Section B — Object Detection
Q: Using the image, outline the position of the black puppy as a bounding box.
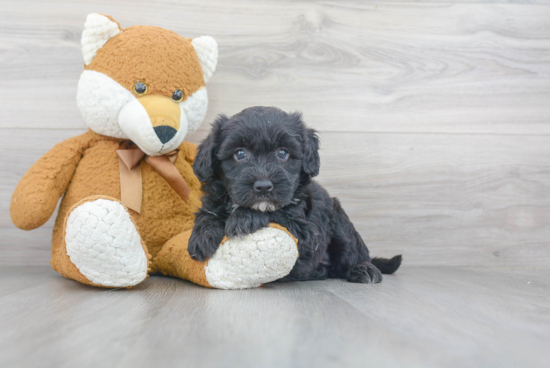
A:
[188,107,401,283]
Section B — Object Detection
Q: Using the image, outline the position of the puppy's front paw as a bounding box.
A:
[225,208,269,238]
[346,262,383,284]
[188,228,225,262]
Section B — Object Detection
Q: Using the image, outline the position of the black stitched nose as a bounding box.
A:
[154,126,177,144]
[253,180,274,194]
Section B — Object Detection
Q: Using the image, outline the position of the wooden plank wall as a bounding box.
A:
[1,0,549,266]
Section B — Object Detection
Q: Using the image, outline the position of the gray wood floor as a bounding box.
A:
[0,265,549,368]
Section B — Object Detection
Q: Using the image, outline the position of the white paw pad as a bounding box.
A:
[65,199,148,287]
[205,227,299,289]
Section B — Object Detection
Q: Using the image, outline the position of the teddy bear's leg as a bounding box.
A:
[51,196,150,288]
[151,230,212,288]
[153,224,299,289]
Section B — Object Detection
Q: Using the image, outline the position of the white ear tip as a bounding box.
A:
[192,36,218,83]
[82,13,121,65]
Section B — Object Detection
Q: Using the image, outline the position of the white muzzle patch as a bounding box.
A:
[78,70,213,156]
[77,70,132,139]
[118,99,187,156]
[252,201,276,212]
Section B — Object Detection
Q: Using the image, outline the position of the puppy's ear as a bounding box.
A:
[193,115,228,182]
[302,127,320,177]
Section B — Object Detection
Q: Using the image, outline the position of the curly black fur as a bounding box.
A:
[188,106,401,283]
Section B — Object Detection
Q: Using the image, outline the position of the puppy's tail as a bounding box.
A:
[371,255,402,274]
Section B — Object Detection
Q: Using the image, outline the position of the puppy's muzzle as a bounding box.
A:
[253,180,273,195]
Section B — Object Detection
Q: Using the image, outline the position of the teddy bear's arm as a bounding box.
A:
[178,141,198,165]
[10,133,93,230]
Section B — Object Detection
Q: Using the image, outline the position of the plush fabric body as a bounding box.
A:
[50,130,202,262]
[11,131,298,288]
[12,130,201,284]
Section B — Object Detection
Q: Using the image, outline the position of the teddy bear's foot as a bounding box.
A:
[204,225,299,289]
[65,198,148,287]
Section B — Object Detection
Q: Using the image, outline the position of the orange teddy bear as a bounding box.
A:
[10,14,298,289]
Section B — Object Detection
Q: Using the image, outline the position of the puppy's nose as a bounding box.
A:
[154,125,177,144]
[253,180,274,194]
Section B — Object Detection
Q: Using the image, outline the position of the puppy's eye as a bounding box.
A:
[133,82,148,95]
[277,148,289,161]
[172,89,184,102]
[234,149,247,161]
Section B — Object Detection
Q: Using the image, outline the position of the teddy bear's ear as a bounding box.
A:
[81,13,122,66]
[192,36,218,83]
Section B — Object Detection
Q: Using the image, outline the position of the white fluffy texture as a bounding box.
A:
[77,70,132,139]
[205,227,299,289]
[181,87,208,132]
[118,99,187,156]
[82,13,121,65]
[192,36,218,83]
[65,199,148,287]
[251,201,276,212]
[78,70,189,155]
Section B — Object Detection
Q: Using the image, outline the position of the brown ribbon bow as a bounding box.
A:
[116,141,191,214]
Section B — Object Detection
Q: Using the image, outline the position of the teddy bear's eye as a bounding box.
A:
[133,82,148,95]
[172,89,184,102]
